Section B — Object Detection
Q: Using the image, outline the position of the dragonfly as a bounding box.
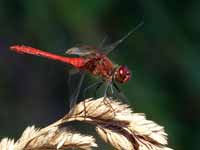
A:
[10,22,143,107]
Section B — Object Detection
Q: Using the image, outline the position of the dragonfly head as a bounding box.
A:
[114,65,131,83]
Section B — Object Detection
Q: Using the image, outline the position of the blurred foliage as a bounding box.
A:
[0,0,200,149]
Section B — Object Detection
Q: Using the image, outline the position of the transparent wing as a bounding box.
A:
[103,21,144,55]
[65,45,97,56]
[98,36,108,49]
[67,70,86,108]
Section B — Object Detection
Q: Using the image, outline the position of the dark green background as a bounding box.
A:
[0,0,199,149]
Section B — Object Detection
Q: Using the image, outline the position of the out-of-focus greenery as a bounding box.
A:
[0,0,199,149]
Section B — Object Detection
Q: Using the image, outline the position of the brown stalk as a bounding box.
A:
[0,97,173,150]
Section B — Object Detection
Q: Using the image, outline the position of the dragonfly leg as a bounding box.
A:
[104,81,116,98]
[103,82,116,114]
[103,81,110,98]
[110,84,114,95]
[113,82,128,103]
[83,81,103,98]
[113,82,121,93]
[94,82,103,97]
[81,81,103,118]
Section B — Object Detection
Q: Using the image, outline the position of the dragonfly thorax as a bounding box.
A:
[114,65,131,84]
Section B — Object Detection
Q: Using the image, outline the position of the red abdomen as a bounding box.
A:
[10,45,85,68]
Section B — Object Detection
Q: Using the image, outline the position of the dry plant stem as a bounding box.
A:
[0,126,97,150]
[0,97,172,150]
[96,125,139,150]
[21,119,64,148]
[59,97,172,150]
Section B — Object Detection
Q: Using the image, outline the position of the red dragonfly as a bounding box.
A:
[10,22,143,107]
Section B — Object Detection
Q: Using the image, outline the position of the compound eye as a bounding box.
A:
[119,68,124,75]
[115,65,131,83]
